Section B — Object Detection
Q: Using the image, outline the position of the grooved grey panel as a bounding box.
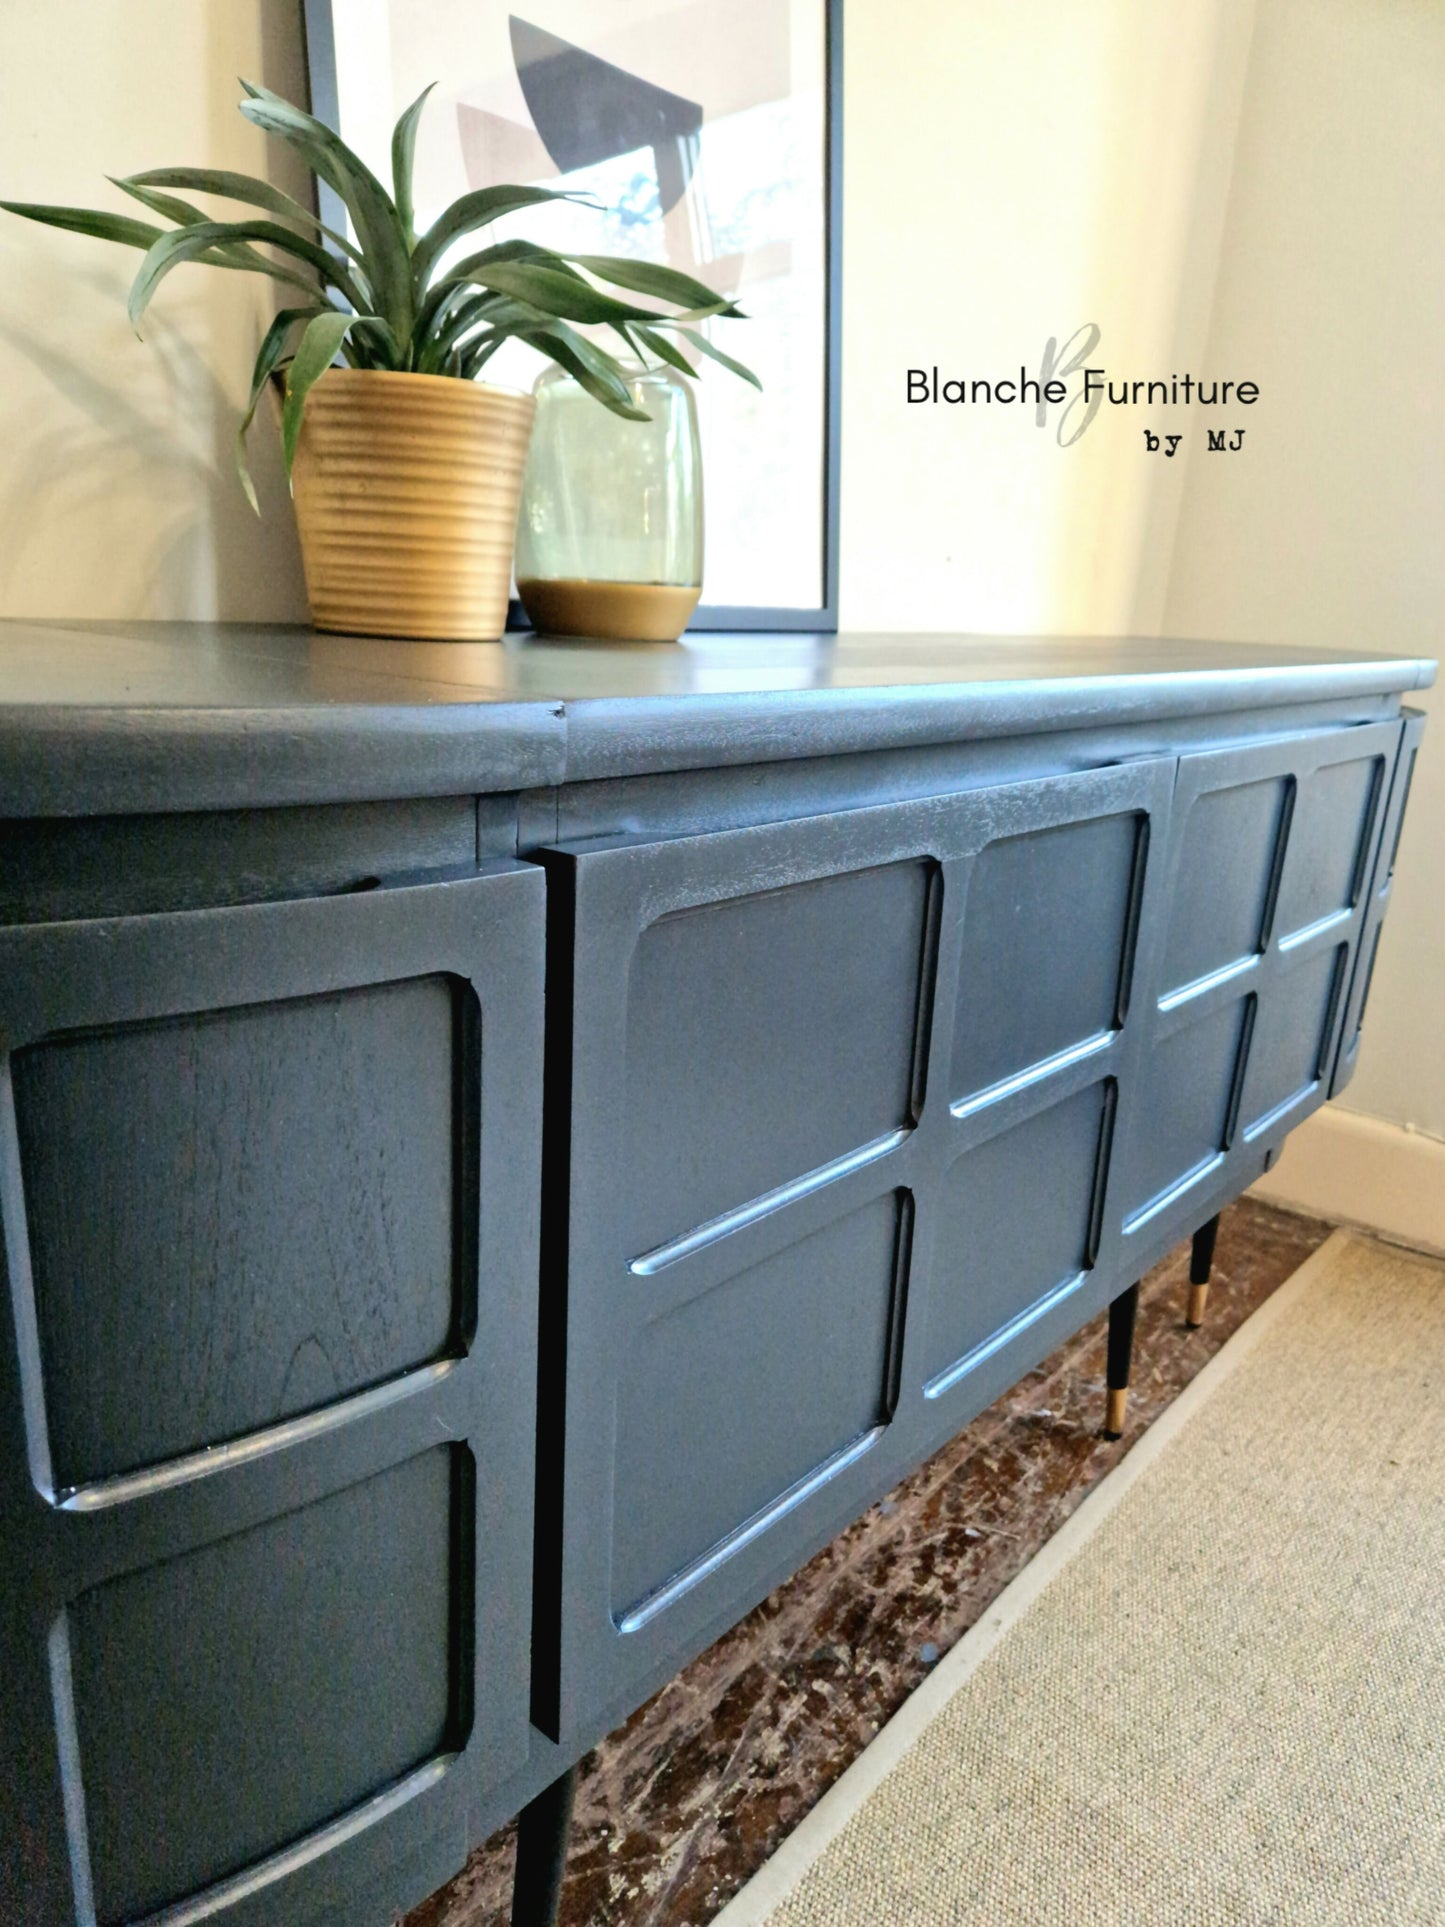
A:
[951,813,1140,1100]
[0,862,545,1927]
[14,979,461,1488]
[1124,999,1249,1222]
[923,1082,1108,1388]
[611,1194,899,1615]
[541,757,1177,1746]
[70,1447,456,1925]
[1275,755,1380,938]
[623,863,928,1256]
[1243,947,1345,1133]
[1162,777,1288,991]
[1333,714,1425,1096]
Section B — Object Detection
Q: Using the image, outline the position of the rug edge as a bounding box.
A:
[709,1227,1358,1927]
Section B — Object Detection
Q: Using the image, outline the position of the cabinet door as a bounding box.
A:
[1115,720,1399,1276]
[0,862,543,1927]
[1331,710,1426,1097]
[536,758,1174,1742]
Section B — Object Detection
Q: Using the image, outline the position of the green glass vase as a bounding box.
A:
[514,361,704,642]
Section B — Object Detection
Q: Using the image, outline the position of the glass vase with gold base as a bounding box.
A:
[514,360,703,643]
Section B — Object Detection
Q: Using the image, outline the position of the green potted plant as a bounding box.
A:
[2,80,757,642]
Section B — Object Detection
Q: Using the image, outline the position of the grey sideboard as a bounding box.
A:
[0,624,1433,1927]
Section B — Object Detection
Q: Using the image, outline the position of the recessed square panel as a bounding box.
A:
[923,1083,1110,1390]
[1163,778,1289,992]
[1275,757,1381,939]
[1124,1000,1250,1227]
[951,813,1142,1103]
[612,1194,901,1617]
[623,863,930,1257]
[70,1448,459,1925]
[1243,946,1345,1136]
[13,978,465,1487]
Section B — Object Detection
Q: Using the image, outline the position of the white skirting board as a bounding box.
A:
[1251,1103,1445,1255]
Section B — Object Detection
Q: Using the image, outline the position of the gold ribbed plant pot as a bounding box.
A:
[290,369,536,642]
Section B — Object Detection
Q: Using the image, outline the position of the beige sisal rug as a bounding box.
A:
[715,1230,1445,1927]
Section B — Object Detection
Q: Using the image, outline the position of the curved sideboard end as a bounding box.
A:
[0,625,1432,1927]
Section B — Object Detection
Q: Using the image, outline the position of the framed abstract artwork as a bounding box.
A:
[304,0,842,630]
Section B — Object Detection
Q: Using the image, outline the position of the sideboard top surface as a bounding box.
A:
[0,619,1434,816]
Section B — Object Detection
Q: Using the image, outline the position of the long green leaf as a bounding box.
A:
[421,278,488,339]
[465,260,668,327]
[127,218,363,331]
[107,176,210,229]
[630,322,699,379]
[0,197,316,297]
[570,254,742,317]
[238,80,414,341]
[390,84,434,249]
[281,310,354,477]
[431,238,582,287]
[517,323,648,419]
[110,178,323,298]
[235,302,326,511]
[676,325,762,390]
[447,295,560,364]
[417,289,501,373]
[608,320,642,361]
[412,184,586,289]
[0,201,164,250]
[455,237,581,272]
[414,273,491,348]
[345,314,404,368]
[458,335,505,380]
[541,320,640,404]
[414,238,584,339]
[122,167,362,261]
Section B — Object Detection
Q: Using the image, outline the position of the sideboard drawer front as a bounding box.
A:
[0,795,481,925]
[1241,945,1347,1138]
[1332,711,1426,1096]
[1118,720,1400,1261]
[1122,998,1251,1232]
[1160,774,1290,996]
[623,860,929,1259]
[71,1447,458,1926]
[541,754,1175,1742]
[923,1081,1111,1393]
[950,811,1144,1104]
[14,976,464,1488]
[612,1192,902,1623]
[1274,753,1384,942]
[0,861,545,1927]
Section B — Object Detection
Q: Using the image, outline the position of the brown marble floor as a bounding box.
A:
[404,1198,1329,1927]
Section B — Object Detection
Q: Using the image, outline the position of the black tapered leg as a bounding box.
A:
[1104,1281,1140,1440]
[512,1765,578,1927]
[1188,1212,1221,1328]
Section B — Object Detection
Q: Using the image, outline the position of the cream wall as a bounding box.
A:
[837,0,1259,634]
[0,0,1260,634]
[0,2,1439,1147]
[1162,0,1445,1144]
[0,0,311,622]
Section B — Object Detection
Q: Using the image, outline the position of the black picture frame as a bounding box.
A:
[301,0,842,634]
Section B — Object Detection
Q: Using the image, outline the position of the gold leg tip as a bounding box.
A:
[1187,1283,1210,1329]
[1104,1387,1128,1437]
